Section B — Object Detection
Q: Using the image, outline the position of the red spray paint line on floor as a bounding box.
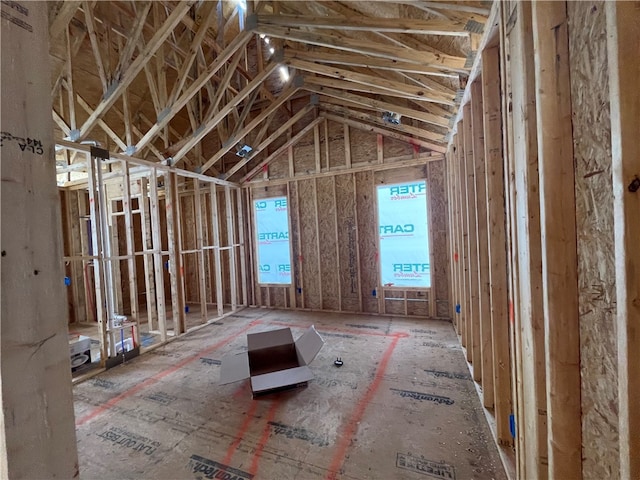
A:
[326,334,403,480]
[248,399,281,477]
[75,318,263,427]
[222,399,261,466]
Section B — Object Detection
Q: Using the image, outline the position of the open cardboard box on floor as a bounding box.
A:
[220,326,324,396]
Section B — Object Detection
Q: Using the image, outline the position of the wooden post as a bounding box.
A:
[507,2,548,476]
[149,169,167,341]
[0,4,78,475]
[532,2,582,478]
[210,184,224,317]
[194,178,208,323]
[236,188,248,307]
[482,44,513,447]
[225,187,238,311]
[139,177,157,329]
[606,2,640,478]
[121,161,140,345]
[471,79,493,406]
[165,172,186,333]
[456,131,468,350]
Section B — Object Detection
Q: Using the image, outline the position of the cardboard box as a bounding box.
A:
[220,326,324,396]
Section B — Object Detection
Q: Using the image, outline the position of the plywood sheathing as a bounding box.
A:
[73,309,506,480]
[568,2,619,477]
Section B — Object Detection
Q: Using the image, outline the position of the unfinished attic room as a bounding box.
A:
[2,0,639,479]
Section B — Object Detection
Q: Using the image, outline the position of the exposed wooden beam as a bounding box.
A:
[82,1,108,93]
[321,112,446,153]
[134,30,253,154]
[199,86,299,173]
[172,62,279,165]
[284,48,459,78]
[304,84,449,128]
[606,2,640,479]
[319,102,446,144]
[49,1,82,40]
[224,103,315,179]
[239,116,324,183]
[113,1,152,80]
[167,3,217,106]
[255,14,475,36]
[77,1,196,140]
[288,58,455,105]
[254,25,468,71]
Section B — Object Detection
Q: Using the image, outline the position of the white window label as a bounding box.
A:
[254,197,291,284]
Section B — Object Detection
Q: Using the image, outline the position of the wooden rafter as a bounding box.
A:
[224,103,316,179]
[321,112,447,153]
[239,116,324,183]
[304,84,450,128]
[254,25,468,71]
[172,62,279,165]
[319,102,447,144]
[287,58,455,105]
[254,14,477,35]
[77,1,196,140]
[134,30,253,154]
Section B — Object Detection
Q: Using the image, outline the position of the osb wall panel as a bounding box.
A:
[382,135,413,159]
[267,150,289,180]
[349,127,378,165]
[568,2,619,477]
[428,160,450,317]
[334,174,360,312]
[316,176,340,310]
[292,130,316,175]
[327,119,346,169]
[355,170,379,313]
[297,178,322,309]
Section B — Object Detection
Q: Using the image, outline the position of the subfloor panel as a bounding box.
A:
[74,309,507,480]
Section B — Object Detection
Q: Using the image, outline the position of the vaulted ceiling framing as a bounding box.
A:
[49,0,489,184]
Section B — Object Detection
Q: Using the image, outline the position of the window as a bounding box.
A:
[377,180,431,288]
[254,196,291,284]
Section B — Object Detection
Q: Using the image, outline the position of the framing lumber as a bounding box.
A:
[305,84,449,128]
[49,1,82,40]
[199,85,299,173]
[135,30,253,154]
[256,14,473,35]
[78,1,195,140]
[254,25,467,71]
[481,44,512,447]
[532,3,581,478]
[284,48,458,79]
[606,3,640,478]
[240,116,324,183]
[320,112,446,153]
[470,79,492,406]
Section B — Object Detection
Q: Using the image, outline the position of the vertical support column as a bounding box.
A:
[0,3,78,476]
[606,3,640,478]
[121,160,140,345]
[149,169,166,341]
[165,172,185,334]
[456,131,468,350]
[471,79,493,406]
[139,177,157,329]
[86,152,108,361]
[193,179,208,323]
[508,2,548,476]
[236,188,248,307]
[225,187,237,311]
[463,104,479,376]
[532,2,582,478]
[482,44,513,447]
[210,184,224,316]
